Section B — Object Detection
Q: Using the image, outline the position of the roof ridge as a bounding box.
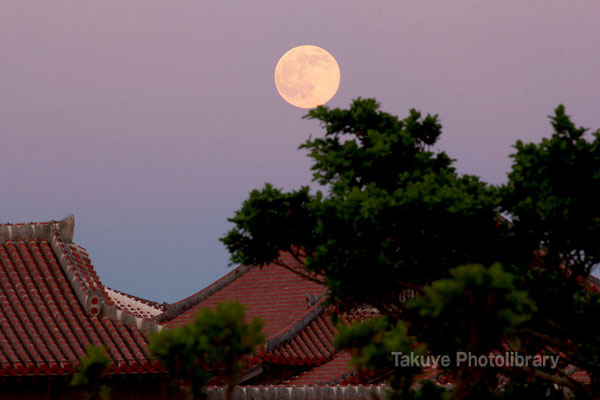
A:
[46,217,106,318]
[42,216,164,334]
[105,287,164,320]
[106,286,162,309]
[158,263,254,323]
[265,294,327,352]
[0,213,75,243]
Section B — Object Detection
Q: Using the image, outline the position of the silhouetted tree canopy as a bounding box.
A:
[222,98,600,399]
[149,302,264,400]
[71,345,112,400]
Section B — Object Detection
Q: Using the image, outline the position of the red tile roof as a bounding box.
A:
[283,352,354,385]
[163,252,365,384]
[0,216,381,385]
[105,287,164,320]
[257,312,336,367]
[0,216,359,384]
[0,215,163,376]
[165,253,325,339]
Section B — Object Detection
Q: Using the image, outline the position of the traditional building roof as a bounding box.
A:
[0,215,163,376]
[161,253,363,384]
[0,215,360,385]
[105,287,163,320]
[163,253,324,335]
[2,214,596,392]
[282,352,353,385]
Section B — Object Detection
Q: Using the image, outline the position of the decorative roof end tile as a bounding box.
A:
[0,213,74,243]
[57,213,75,243]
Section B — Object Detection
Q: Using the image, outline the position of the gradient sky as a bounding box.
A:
[2,1,599,302]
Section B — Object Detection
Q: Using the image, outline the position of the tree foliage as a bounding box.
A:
[223,99,502,313]
[71,345,111,400]
[222,98,600,399]
[149,301,264,400]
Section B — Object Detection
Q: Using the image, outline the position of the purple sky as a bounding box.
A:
[2,2,599,302]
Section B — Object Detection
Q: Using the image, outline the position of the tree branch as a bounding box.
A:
[271,259,326,285]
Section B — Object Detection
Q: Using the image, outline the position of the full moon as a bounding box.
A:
[274,45,341,109]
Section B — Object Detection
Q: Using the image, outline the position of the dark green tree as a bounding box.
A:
[149,301,264,400]
[222,99,600,399]
[71,345,112,400]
